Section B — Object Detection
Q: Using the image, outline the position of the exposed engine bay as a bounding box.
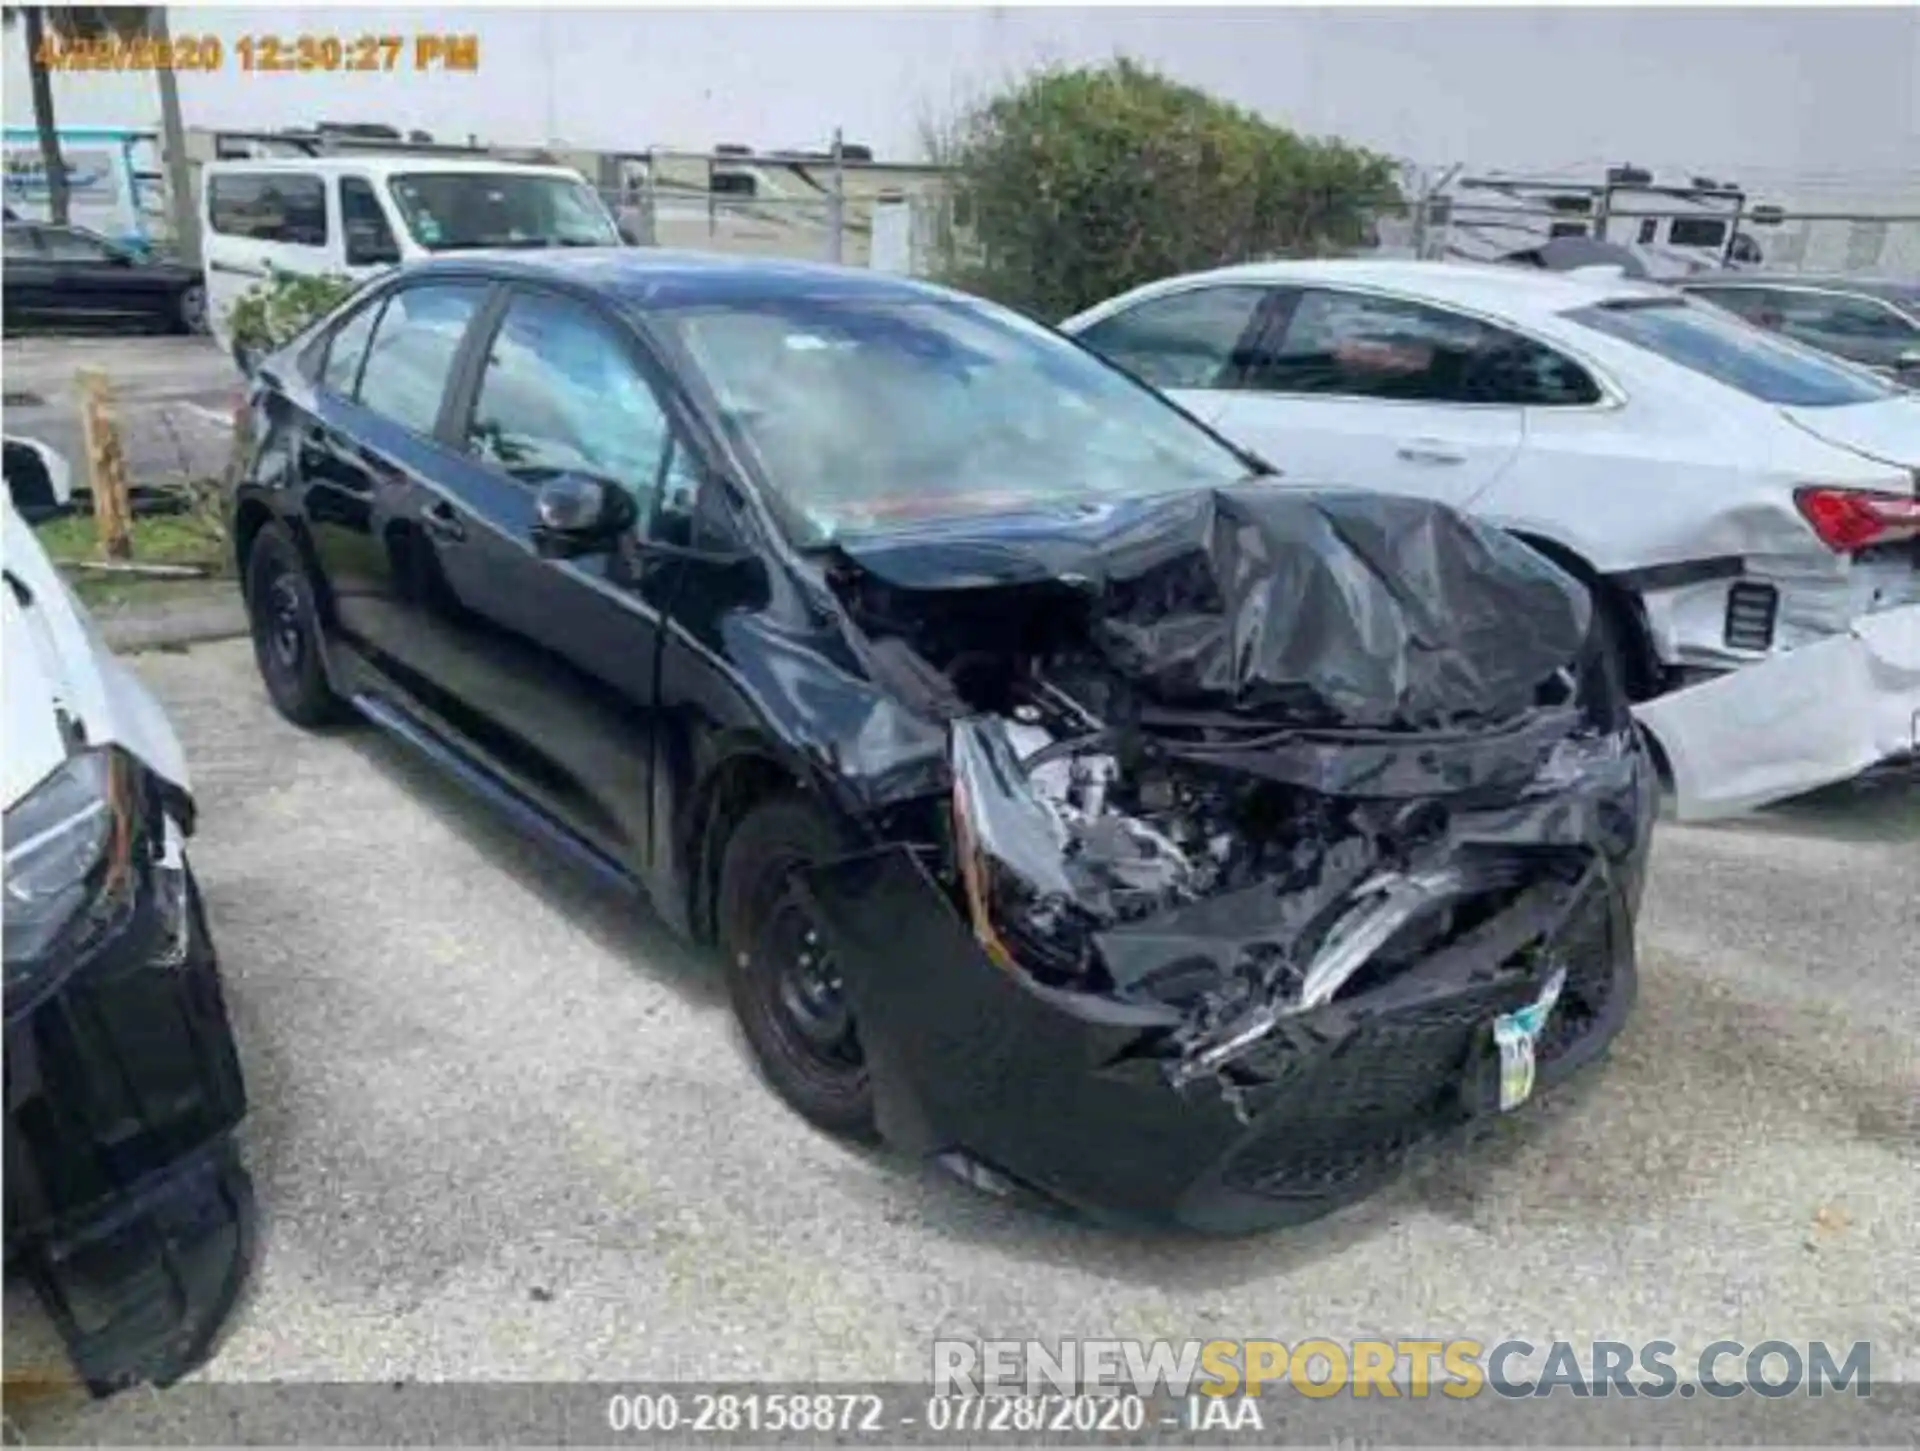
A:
[942,653,1633,1089]
[823,487,1649,1105]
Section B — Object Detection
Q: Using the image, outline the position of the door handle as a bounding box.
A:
[1396,441,1466,466]
[421,499,466,543]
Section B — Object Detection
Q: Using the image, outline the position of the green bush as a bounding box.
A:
[227,268,359,356]
[928,59,1402,319]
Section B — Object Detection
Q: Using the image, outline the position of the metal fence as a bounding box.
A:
[592,144,954,274]
[597,150,1919,284]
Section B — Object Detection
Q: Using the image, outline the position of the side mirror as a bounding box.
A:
[530,472,637,558]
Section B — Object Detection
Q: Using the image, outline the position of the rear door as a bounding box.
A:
[1206,287,1534,505]
[391,282,698,867]
[295,279,493,686]
[1068,284,1272,426]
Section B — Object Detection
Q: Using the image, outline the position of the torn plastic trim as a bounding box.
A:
[1164,856,1603,1099]
[1633,601,1920,819]
[1297,860,1508,1012]
[1634,547,1918,671]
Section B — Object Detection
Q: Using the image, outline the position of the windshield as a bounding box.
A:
[1569,297,1895,407]
[384,172,619,251]
[654,296,1252,545]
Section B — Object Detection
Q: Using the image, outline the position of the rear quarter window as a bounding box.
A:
[1569,299,1895,407]
[208,172,329,247]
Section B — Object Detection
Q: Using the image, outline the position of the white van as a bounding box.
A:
[200,156,623,351]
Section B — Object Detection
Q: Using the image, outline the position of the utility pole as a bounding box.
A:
[148,8,200,264]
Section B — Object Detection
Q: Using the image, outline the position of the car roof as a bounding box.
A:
[202,155,587,182]
[1093,257,1671,323]
[397,247,962,308]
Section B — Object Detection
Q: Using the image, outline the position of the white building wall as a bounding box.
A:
[6,7,1915,215]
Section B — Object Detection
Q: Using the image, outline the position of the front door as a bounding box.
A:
[387,283,697,871]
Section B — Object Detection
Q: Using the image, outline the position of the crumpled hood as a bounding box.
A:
[2,499,189,809]
[833,486,1595,731]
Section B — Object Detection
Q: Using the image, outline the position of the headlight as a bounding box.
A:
[3,748,138,986]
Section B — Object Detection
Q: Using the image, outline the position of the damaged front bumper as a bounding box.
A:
[3,832,253,1397]
[802,752,1654,1235]
[1635,603,1920,819]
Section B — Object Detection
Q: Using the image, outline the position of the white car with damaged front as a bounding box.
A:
[1062,260,1920,817]
[2,465,255,1394]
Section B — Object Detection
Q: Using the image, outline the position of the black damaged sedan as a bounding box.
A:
[232,250,1654,1233]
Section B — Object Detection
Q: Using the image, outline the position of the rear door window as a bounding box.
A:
[1074,286,1270,390]
[208,172,329,246]
[353,283,487,434]
[1570,298,1895,407]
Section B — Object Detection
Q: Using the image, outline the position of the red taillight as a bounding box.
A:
[1793,486,1920,552]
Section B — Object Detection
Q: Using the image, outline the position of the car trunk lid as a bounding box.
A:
[1780,395,1920,474]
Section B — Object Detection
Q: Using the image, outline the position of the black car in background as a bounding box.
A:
[3,221,208,334]
[229,249,1654,1232]
[1676,273,1920,386]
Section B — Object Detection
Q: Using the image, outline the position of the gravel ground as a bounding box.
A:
[6,639,1916,1436]
[3,332,237,486]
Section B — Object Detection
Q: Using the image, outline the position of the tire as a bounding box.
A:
[243,523,345,728]
[175,282,209,336]
[717,794,876,1140]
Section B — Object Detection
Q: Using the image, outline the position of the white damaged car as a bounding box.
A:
[1063,260,1920,817]
[2,454,254,1396]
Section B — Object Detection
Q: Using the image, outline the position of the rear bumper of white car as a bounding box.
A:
[1634,603,1920,819]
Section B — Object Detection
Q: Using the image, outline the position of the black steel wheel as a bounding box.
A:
[718,794,875,1139]
[243,523,344,728]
